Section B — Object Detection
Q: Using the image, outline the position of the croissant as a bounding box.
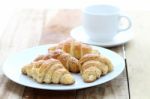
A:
[48,38,99,59]
[79,54,113,82]
[34,49,80,73]
[22,59,75,85]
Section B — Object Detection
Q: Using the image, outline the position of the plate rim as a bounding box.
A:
[2,44,125,90]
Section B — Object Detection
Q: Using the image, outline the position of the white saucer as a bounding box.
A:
[70,26,133,47]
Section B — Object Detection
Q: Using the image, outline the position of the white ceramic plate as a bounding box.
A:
[70,26,133,47]
[3,44,125,90]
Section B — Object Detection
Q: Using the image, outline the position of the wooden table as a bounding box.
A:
[0,9,150,99]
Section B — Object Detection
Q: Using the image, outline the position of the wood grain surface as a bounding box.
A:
[125,11,150,99]
[0,10,45,99]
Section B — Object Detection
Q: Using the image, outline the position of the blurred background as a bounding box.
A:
[0,0,150,33]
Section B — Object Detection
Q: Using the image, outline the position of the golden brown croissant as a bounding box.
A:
[79,54,113,82]
[34,49,80,73]
[48,38,99,59]
[22,59,75,85]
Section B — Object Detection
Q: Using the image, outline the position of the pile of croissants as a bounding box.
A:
[21,38,113,85]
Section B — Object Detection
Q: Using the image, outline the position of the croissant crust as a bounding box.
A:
[22,59,75,85]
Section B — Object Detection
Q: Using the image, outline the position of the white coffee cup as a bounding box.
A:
[82,4,132,42]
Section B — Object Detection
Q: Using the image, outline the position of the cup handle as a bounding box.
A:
[118,15,132,32]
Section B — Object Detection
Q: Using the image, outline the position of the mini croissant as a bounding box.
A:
[22,59,75,85]
[34,49,80,73]
[79,54,113,82]
[48,38,99,59]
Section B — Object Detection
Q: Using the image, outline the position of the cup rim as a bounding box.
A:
[83,4,120,15]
